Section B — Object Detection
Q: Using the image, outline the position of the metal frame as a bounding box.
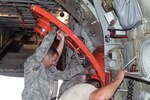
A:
[31,5,105,85]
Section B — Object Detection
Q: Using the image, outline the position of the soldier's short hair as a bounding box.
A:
[86,78,101,88]
[47,47,59,58]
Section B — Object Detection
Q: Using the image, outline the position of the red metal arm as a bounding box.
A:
[31,5,105,85]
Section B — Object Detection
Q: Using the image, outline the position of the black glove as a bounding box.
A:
[82,58,91,68]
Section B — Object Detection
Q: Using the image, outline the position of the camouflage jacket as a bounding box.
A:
[22,30,84,100]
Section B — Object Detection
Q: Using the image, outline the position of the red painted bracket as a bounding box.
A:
[31,5,105,85]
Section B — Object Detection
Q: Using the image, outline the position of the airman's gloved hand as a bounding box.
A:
[81,58,91,68]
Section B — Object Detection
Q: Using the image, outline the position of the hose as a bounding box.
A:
[127,65,136,100]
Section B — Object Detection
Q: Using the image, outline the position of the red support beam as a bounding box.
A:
[31,5,105,85]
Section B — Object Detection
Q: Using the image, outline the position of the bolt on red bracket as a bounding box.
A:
[31,5,105,85]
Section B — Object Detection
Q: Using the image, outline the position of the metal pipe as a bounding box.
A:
[122,56,137,69]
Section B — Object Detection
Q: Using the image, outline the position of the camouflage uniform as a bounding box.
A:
[22,30,85,100]
[58,56,86,97]
[58,29,95,97]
